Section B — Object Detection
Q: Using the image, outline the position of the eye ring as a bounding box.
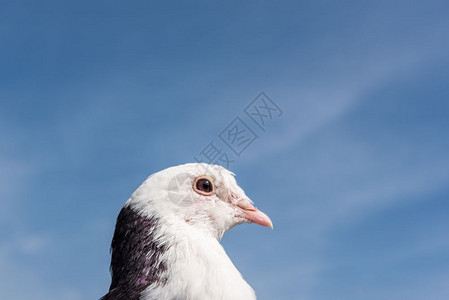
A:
[193,175,215,196]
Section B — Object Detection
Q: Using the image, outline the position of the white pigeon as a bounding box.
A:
[101,163,272,300]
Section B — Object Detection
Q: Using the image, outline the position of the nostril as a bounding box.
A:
[228,192,239,203]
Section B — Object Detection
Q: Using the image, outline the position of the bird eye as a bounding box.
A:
[193,176,214,196]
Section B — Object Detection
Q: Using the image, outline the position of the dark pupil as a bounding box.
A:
[197,179,212,192]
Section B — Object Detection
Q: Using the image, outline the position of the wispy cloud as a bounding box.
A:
[240,36,448,165]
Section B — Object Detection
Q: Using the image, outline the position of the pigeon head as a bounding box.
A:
[128,163,272,239]
[103,163,271,300]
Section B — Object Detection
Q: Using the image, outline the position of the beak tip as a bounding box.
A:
[240,208,273,229]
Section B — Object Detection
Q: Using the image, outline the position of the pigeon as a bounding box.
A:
[101,163,272,300]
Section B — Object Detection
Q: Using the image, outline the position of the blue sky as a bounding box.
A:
[1,1,449,299]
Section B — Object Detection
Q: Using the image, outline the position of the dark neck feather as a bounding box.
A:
[101,205,169,300]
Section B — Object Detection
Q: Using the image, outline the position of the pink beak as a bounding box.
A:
[237,199,273,229]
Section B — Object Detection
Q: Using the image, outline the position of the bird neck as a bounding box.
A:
[146,221,255,300]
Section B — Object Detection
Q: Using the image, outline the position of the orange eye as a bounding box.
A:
[193,176,214,195]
